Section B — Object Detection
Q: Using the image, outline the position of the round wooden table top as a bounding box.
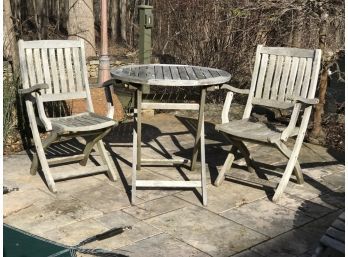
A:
[111,64,231,87]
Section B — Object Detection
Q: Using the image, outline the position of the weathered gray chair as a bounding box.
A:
[215,45,321,201]
[18,39,118,193]
[313,212,345,257]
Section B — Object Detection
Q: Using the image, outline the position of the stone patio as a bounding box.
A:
[4,112,345,257]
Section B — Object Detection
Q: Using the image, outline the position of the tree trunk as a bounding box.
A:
[120,0,127,43]
[310,10,329,140]
[4,0,18,68]
[67,0,96,58]
[311,68,328,138]
[110,0,120,42]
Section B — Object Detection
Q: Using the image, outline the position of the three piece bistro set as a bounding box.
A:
[18,40,322,206]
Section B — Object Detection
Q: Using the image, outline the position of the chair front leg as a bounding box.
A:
[80,128,112,166]
[214,145,236,186]
[274,141,304,184]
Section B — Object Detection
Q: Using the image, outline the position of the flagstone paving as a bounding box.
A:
[3,113,345,257]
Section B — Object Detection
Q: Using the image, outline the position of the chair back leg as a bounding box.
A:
[30,131,59,175]
[96,140,118,181]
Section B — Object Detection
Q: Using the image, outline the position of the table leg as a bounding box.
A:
[132,91,138,204]
[191,88,207,171]
[136,88,142,171]
[200,114,207,206]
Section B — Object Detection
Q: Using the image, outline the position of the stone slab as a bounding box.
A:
[71,183,138,213]
[275,193,337,218]
[123,195,191,220]
[4,204,78,237]
[176,182,268,214]
[146,205,267,256]
[115,233,210,257]
[4,188,53,218]
[311,191,345,209]
[43,218,108,246]
[284,181,330,200]
[251,211,342,257]
[321,172,345,189]
[91,211,161,250]
[52,175,106,195]
[230,250,264,257]
[221,199,313,237]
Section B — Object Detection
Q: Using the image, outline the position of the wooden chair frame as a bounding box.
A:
[18,40,118,193]
[214,45,321,201]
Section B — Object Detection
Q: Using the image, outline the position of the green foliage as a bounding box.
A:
[3,71,20,144]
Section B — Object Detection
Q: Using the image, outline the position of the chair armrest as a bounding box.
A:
[221,84,250,95]
[219,84,249,123]
[90,79,120,88]
[18,83,49,95]
[35,95,52,131]
[287,96,319,105]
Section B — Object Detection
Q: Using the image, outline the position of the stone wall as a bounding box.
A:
[86,58,133,79]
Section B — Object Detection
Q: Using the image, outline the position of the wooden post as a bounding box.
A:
[98,0,111,84]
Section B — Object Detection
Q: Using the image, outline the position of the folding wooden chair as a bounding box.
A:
[313,212,345,256]
[18,40,118,193]
[214,45,321,201]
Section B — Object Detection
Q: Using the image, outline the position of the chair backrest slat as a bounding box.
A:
[57,48,68,93]
[254,54,269,98]
[291,57,307,97]
[243,45,321,118]
[270,55,283,100]
[33,49,44,84]
[277,56,292,102]
[41,92,88,102]
[72,48,83,92]
[284,57,300,101]
[26,49,37,86]
[19,40,92,109]
[48,48,60,94]
[41,48,52,94]
[300,58,313,97]
[262,54,276,99]
[64,48,75,92]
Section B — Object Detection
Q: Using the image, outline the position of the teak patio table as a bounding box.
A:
[111,64,231,206]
